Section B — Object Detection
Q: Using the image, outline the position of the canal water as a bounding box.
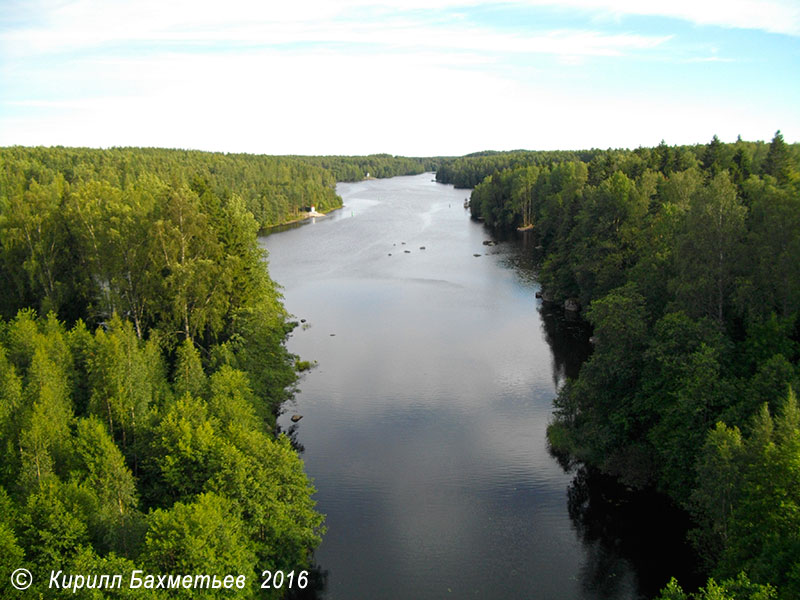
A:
[261,173,693,600]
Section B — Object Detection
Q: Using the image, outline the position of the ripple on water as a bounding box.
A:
[264,174,667,600]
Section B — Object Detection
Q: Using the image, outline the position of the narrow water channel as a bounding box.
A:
[261,173,694,600]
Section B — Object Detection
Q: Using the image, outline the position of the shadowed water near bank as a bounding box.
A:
[262,173,697,600]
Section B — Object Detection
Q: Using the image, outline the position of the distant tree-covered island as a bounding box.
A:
[437,133,799,599]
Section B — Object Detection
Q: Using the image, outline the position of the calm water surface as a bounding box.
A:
[261,173,688,600]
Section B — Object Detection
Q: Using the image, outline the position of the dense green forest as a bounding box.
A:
[0,147,346,232]
[443,133,800,599]
[294,153,437,182]
[435,149,600,188]
[3,140,798,598]
[0,147,334,598]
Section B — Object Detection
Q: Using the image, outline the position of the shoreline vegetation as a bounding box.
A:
[272,204,341,228]
[1,139,797,599]
[436,133,799,600]
[0,147,436,599]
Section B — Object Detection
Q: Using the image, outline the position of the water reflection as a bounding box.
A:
[566,467,702,599]
[264,174,696,600]
[538,301,593,388]
[276,420,306,454]
[486,227,700,599]
[498,228,592,389]
[285,564,329,600]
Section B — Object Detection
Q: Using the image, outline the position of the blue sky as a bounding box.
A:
[1,0,798,156]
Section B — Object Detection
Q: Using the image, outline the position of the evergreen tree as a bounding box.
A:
[762,130,790,184]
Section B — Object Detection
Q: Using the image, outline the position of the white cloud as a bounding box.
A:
[0,49,522,154]
[5,42,794,156]
[2,0,796,64]
[683,56,736,63]
[1,0,798,154]
[30,0,794,39]
[355,0,800,36]
[529,0,800,36]
[2,1,672,60]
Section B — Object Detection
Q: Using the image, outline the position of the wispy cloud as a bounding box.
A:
[683,56,736,63]
[415,0,800,36]
[2,0,796,65]
[1,1,672,60]
[529,0,800,37]
[1,0,798,154]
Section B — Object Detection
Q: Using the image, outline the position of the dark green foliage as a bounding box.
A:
[2,146,345,229]
[0,147,301,415]
[738,176,800,321]
[1,138,796,597]
[0,147,326,598]
[436,149,594,188]
[762,131,792,184]
[702,135,734,176]
[456,136,799,596]
[672,172,746,326]
[718,395,800,598]
[684,394,800,600]
[731,141,753,186]
[690,422,744,569]
[656,573,776,600]
[0,312,324,598]
[295,154,435,182]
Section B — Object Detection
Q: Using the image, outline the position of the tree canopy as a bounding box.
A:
[0,146,328,598]
[443,134,800,598]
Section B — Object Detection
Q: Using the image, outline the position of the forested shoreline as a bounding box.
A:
[2,140,798,598]
[437,134,800,599]
[436,149,599,189]
[294,154,436,182]
[0,146,437,598]
[0,147,354,598]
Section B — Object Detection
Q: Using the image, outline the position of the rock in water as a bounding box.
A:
[291,414,303,423]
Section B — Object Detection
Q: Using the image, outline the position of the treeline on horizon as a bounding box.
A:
[2,140,797,598]
[436,148,600,188]
[437,133,800,599]
[294,153,438,182]
[0,147,435,234]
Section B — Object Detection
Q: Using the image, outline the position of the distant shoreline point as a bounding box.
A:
[274,205,346,228]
